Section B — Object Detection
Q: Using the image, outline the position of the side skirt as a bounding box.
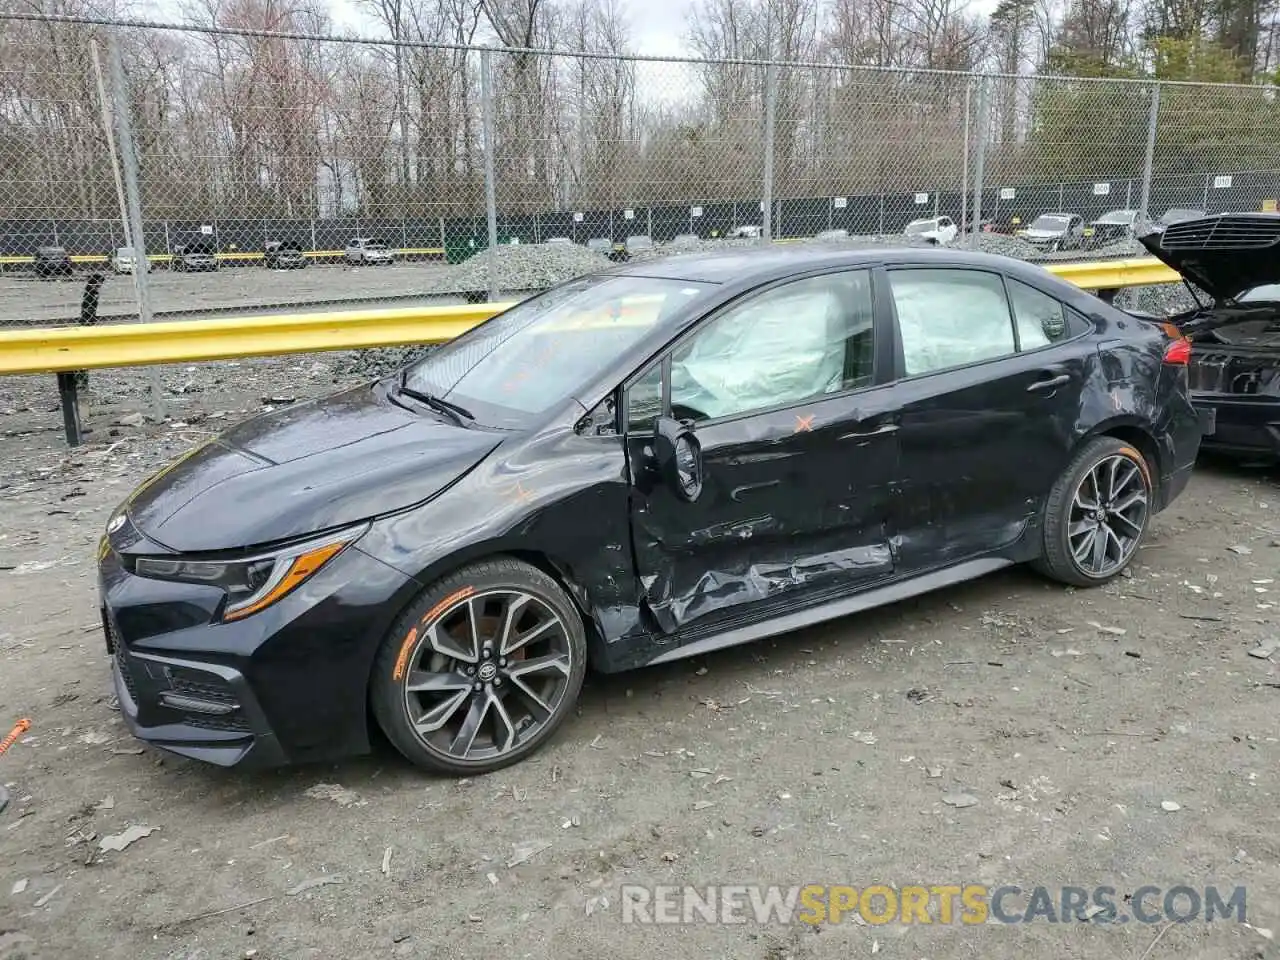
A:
[643,557,1014,667]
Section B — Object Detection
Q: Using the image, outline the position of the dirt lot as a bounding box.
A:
[1,357,1280,960]
[0,262,455,325]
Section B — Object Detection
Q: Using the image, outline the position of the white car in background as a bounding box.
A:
[903,216,958,245]
[344,237,395,265]
[109,247,149,274]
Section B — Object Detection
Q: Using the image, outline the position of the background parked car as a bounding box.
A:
[586,237,613,255]
[543,237,573,246]
[903,216,958,245]
[1084,209,1139,248]
[1154,207,1208,229]
[814,228,850,241]
[728,225,762,239]
[1018,213,1085,252]
[108,247,149,274]
[33,245,73,279]
[264,241,307,269]
[344,237,395,264]
[171,241,219,272]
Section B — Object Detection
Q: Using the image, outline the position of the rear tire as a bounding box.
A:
[370,557,587,776]
[1034,436,1154,587]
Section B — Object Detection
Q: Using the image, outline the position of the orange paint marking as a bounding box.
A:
[393,585,476,681]
[392,627,418,681]
[1117,446,1152,487]
[794,414,815,433]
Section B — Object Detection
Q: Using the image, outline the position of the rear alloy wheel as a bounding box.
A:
[371,558,586,775]
[1035,436,1153,586]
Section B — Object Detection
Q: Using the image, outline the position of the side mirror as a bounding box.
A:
[653,417,703,502]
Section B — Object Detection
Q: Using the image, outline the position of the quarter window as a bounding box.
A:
[888,269,1016,376]
[1007,278,1069,349]
[664,271,876,423]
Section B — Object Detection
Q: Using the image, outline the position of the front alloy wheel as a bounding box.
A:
[372,558,586,775]
[1036,436,1153,586]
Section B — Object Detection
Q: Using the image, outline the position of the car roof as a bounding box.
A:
[609,243,1048,285]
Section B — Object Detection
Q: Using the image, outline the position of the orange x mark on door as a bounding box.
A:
[794,414,815,433]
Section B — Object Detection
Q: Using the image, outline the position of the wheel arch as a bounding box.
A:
[1081,417,1164,493]
[391,542,609,667]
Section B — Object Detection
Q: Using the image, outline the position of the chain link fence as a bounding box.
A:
[4,14,1280,331]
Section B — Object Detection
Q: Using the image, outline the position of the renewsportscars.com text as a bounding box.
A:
[619,884,1248,926]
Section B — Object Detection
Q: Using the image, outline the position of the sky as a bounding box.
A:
[324,0,762,58]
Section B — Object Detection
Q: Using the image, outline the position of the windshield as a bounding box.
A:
[402,274,712,428]
[1030,216,1070,230]
[1239,283,1280,302]
[1162,209,1203,223]
[904,221,937,235]
[1095,210,1135,224]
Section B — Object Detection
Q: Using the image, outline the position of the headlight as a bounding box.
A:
[133,525,367,621]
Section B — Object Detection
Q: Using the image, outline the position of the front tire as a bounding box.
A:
[1035,436,1153,586]
[370,557,587,776]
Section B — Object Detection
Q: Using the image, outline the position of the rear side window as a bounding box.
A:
[888,269,1016,376]
[1006,278,1069,349]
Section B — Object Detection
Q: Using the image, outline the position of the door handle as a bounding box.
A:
[1027,373,1070,393]
[839,423,899,440]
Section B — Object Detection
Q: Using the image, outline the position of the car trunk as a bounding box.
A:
[1138,215,1280,400]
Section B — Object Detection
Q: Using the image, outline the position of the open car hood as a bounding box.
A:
[1139,213,1280,303]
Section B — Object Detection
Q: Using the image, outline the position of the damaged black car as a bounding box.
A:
[98,246,1203,776]
[1138,213,1280,461]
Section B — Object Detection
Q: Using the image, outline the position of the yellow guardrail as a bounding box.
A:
[0,247,446,266]
[1047,258,1178,288]
[0,257,1179,376]
[0,303,512,375]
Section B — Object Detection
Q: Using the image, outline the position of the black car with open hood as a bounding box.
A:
[1139,213,1280,460]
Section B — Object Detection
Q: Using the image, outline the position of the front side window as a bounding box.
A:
[663,270,876,423]
[403,274,711,429]
[888,269,1016,376]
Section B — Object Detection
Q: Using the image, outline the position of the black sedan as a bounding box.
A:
[33,245,74,279]
[1140,213,1280,460]
[98,246,1203,775]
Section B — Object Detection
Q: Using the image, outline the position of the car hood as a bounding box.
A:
[1139,213,1280,302]
[1022,228,1065,239]
[122,383,504,553]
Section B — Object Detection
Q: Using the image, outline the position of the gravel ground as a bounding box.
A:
[0,389,1278,959]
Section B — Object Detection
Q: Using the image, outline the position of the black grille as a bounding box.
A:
[184,713,252,733]
[115,648,139,702]
[168,669,238,705]
[1162,215,1280,250]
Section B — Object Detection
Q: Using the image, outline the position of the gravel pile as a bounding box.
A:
[1115,281,1199,317]
[959,232,1041,259]
[624,237,763,262]
[430,244,611,295]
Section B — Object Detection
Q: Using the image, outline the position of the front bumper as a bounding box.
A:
[1192,394,1280,459]
[99,532,420,769]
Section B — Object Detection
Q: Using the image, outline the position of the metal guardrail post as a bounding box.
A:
[480,47,499,302]
[970,76,989,249]
[104,35,163,422]
[762,63,776,243]
[1138,83,1160,222]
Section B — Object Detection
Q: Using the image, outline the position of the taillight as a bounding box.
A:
[1163,337,1192,365]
